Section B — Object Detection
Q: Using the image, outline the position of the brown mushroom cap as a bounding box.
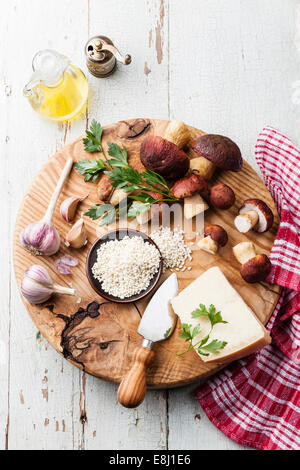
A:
[191,134,242,172]
[172,173,208,199]
[240,254,271,283]
[140,135,189,179]
[204,224,228,247]
[209,183,235,210]
[239,199,274,233]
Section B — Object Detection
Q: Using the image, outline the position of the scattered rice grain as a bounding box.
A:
[150,226,191,272]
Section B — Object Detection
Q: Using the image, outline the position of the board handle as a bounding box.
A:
[117,346,155,408]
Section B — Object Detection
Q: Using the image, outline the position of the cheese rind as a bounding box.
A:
[171,267,271,363]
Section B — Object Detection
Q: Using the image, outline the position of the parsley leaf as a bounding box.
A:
[201,340,228,354]
[84,204,114,221]
[74,158,106,181]
[127,202,151,219]
[107,143,129,168]
[178,304,228,357]
[83,120,103,153]
[164,328,171,339]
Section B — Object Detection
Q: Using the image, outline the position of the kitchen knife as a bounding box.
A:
[117,273,178,408]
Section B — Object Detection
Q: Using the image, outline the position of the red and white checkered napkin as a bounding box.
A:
[195,128,300,450]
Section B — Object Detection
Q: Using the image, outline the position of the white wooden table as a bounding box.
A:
[0,0,298,450]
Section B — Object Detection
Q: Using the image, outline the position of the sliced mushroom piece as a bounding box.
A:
[209,183,235,210]
[191,134,243,180]
[110,188,130,206]
[97,174,114,201]
[171,174,209,220]
[184,194,209,220]
[198,224,228,254]
[233,242,271,283]
[234,199,274,233]
[233,241,256,265]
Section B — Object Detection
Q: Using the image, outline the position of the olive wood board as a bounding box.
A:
[13,119,281,389]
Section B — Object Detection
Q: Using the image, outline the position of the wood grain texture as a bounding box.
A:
[13,119,281,389]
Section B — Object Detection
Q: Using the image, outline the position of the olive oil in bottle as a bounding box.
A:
[24,50,88,122]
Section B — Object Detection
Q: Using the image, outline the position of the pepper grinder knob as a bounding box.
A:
[85,35,131,77]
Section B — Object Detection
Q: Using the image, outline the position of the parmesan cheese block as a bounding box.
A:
[171,267,271,363]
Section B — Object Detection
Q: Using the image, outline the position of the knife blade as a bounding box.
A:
[117,274,178,408]
[138,273,178,344]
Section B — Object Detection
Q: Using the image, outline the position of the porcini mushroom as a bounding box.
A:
[171,173,209,219]
[197,224,228,254]
[233,241,271,283]
[140,121,191,180]
[191,134,243,180]
[234,199,274,233]
[209,183,235,210]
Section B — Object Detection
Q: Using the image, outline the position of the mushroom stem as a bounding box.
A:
[189,156,215,180]
[163,120,190,149]
[234,211,259,233]
[233,242,256,264]
[197,235,218,254]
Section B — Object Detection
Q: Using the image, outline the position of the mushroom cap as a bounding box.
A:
[172,173,208,199]
[239,199,274,233]
[209,183,235,210]
[191,134,243,172]
[240,254,271,283]
[204,224,228,247]
[140,135,189,179]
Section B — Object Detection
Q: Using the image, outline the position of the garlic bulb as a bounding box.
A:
[21,264,76,304]
[20,221,60,256]
[20,158,73,256]
[65,218,88,249]
[60,194,88,223]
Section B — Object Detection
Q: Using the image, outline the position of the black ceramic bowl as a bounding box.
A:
[86,229,163,304]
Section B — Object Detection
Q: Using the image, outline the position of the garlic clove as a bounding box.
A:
[53,255,79,274]
[65,218,88,249]
[60,194,89,223]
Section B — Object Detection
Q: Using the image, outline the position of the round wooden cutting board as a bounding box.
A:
[13,119,281,388]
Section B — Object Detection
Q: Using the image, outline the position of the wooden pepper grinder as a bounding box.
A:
[85,35,131,77]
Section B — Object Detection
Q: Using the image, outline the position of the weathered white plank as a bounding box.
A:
[3,0,88,450]
[88,0,169,124]
[81,0,169,450]
[168,0,299,171]
[0,4,11,446]
[1,0,298,451]
[168,385,248,450]
[167,0,298,450]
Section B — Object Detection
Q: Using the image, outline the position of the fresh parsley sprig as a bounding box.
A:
[178,304,228,357]
[83,119,104,153]
[75,119,181,223]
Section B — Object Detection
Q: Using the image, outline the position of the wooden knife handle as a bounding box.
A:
[117,346,155,408]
